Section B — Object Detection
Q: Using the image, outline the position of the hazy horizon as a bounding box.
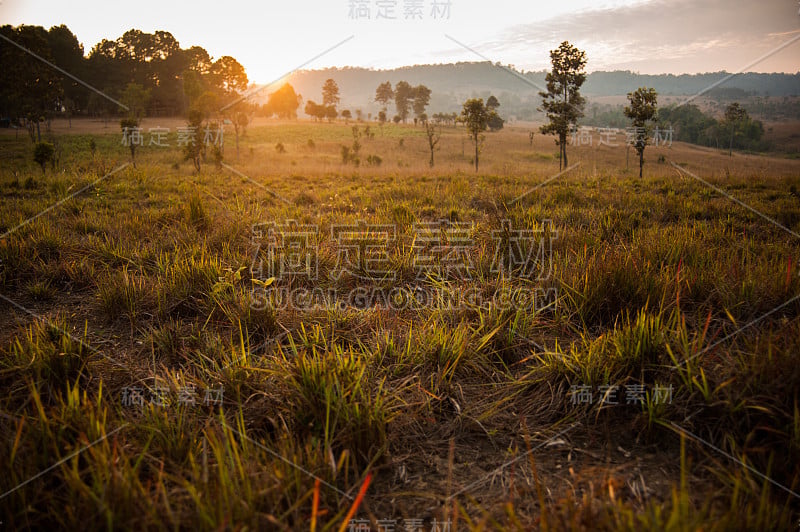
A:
[1,0,799,84]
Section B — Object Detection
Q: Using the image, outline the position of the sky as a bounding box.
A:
[1,0,799,84]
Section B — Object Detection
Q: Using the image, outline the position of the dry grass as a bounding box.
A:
[0,118,799,529]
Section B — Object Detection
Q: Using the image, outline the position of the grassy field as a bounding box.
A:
[1,118,799,530]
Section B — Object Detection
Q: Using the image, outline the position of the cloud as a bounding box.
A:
[480,0,800,73]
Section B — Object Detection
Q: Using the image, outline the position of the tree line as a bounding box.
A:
[0,25,249,132]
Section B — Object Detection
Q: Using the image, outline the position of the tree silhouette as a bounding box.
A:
[0,25,63,142]
[0,24,255,123]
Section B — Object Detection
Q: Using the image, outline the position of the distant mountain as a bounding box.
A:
[266,62,800,121]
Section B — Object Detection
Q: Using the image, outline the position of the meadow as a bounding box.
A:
[1,118,799,530]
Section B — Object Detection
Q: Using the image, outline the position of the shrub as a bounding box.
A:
[33,142,55,174]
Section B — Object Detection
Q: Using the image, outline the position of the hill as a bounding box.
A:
[270,62,800,121]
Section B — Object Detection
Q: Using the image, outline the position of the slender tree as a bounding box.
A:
[322,78,340,108]
[412,85,431,122]
[118,83,150,167]
[460,98,496,172]
[624,87,658,178]
[539,41,587,170]
[394,81,413,123]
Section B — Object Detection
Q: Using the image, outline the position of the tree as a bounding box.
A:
[539,41,587,170]
[0,24,253,121]
[425,121,441,167]
[120,82,151,120]
[304,100,326,121]
[120,117,140,166]
[724,102,748,156]
[92,28,184,115]
[486,95,504,131]
[394,81,413,123]
[0,25,63,142]
[412,85,431,121]
[341,109,352,123]
[266,83,300,119]
[117,82,150,168]
[210,56,248,101]
[322,78,340,108]
[624,87,658,178]
[233,111,248,160]
[183,109,203,172]
[375,81,394,109]
[460,98,497,172]
[142,31,183,115]
[192,90,219,122]
[433,112,458,127]
[223,101,250,161]
[488,114,504,131]
[325,105,338,122]
[378,110,387,131]
[183,45,213,74]
[46,25,87,114]
[658,104,717,145]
